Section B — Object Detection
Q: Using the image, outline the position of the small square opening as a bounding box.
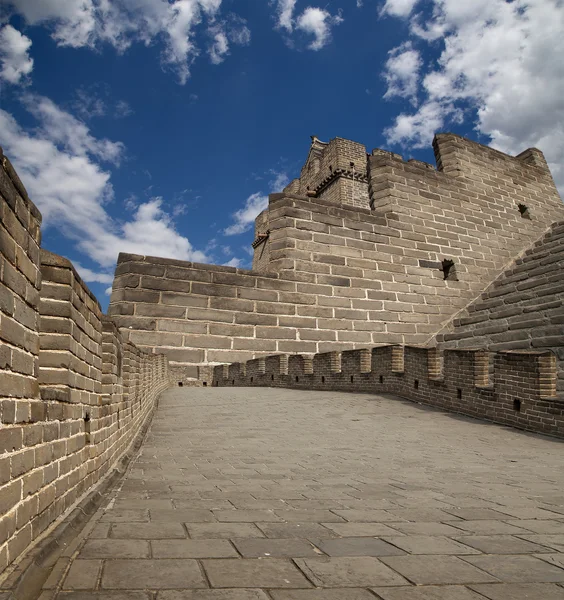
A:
[203,381,207,387]
[414,379,419,390]
[518,203,531,219]
[250,376,254,383]
[178,381,183,387]
[321,375,325,383]
[295,375,299,382]
[350,375,354,383]
[513,398,522,412]
[379,375,384,384]
[457,388,462,399]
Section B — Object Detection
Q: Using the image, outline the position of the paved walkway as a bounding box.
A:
[52,388,564,599]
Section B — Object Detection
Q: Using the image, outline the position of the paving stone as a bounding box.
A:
[269,590,376,599]
[442,508,514,520]
[186,523,264,539]
[535,553,564,569]
[330,510,402,522]
[382,535,480,555]
[212,510,284,522]
[463,555,564,583]
[272,510,345,523]
[62,560,102,590]
[100,510,150,522]
[79,540,150,559]
[312,537,405,557]
[379,555,499,585]
[293,556,408,587]
[370,586,485,599]
[386,522,464,536]
[202,559,311,588]
[518,535,564,551]
[256,523,337,539]
[151,539,238,558]
[449,520,531,535]
[386,509,461,522]
[506,520,564,534]
[469,583,564,599]
[58,594,151,600]
[320,522,400,537]
[231,538,320,557]
[488,507,563,520]
[455,535,551,554]
[157,591,270,599]
[101,559,207,589]
[150,509,216,522]
[110,523,186,539]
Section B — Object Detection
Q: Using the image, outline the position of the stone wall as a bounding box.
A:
[111,135,564,376]
[212,345,563,437]
[0,153,170,573]
[436,221,564,392]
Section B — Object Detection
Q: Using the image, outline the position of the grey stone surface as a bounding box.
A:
[39,388,564,596]
[202,559,311,588]
[294,556,408,587]
[101,559,207,589]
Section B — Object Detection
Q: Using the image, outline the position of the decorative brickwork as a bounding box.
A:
[0,152,170,573]
[212,346,564,437]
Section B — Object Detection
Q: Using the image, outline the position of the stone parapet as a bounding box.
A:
[213,345,563,437]
[0,155,170,574]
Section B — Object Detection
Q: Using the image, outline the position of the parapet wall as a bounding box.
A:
[436,221,564,392]
[212,345,563,437]
[0,152,170,573]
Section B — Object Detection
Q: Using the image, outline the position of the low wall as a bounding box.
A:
[0,152,170,573]
[212,345,563,437]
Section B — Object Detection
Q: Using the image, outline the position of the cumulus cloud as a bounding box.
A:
[380,0,421,18]
[383,41,422,104]
[73,262,114,285]
[275,0,297,31]
[0,97,207,271]
[296,7,343,50]
[272,1,342,50]
[224,170,289,236]
[4,0,246,84]
[381,0,564,192]
[207,16,250,64]
[0,25,34,84]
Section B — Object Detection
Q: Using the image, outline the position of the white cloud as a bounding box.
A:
[207,17,250,65]
[4,0,245,84]
[0,25,34,85]
[224,170,289,236]
[223,257,243,267]
[114,100,133,118]
[275,0,297,31]
[382,0,564,192]
[380,0,421,18]
[223,192,268,236]
[383,42,422,105]
[296,7,343,51]
[0,97,207,272]
[73,262,114,284]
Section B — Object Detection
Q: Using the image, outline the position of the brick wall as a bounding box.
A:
[112,134,564,377]
[436,221,564,392]
[0,155,170,573]
[212,345,563,438]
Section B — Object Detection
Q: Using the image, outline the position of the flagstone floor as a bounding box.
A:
[45,387,564,599]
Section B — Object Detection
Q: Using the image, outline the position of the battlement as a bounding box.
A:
[212,345,563,437]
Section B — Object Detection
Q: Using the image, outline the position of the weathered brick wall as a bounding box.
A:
[297,137,370,210]
[0,156,170,573]
[213,345,563,437]
[436,221,564,392]
[112,135,563,377]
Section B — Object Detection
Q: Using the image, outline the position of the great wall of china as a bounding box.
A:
[1,133,563,573]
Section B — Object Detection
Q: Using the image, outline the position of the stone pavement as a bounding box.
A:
[45,388,564,599]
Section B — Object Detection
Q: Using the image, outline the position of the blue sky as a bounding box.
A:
[1,0,563,309]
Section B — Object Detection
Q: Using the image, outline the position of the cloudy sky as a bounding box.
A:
[1,0,563,307]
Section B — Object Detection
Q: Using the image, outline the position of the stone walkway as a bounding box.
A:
[50,388,564,599]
